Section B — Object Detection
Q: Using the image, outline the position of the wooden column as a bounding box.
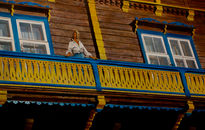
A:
[85,96,106,130]
[172,101,195,130]
[24,118,34,130]
[0,90,7,106]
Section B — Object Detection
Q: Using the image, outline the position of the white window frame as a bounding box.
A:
[167,37,198,68]
[16,19,50,54]
[0,16,15,51]
[141,34,171,65]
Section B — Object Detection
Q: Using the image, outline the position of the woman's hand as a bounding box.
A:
[89,56,98,60]
[65,52,72,57]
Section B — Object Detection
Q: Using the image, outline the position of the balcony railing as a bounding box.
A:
[0,51,204,97]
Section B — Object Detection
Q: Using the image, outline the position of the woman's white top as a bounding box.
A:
[66,40,92,57]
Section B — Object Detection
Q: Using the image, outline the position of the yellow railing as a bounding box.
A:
[98,65,184,93]
[186,73,205,95]
[0,57,96,87]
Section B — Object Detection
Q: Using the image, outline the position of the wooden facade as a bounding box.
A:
[0,0,205,129]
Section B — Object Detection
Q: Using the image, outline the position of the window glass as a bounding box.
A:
[153,37,165,53]
[175,59,185,67]
[20,23,32,40]
[186,60,197,69]
[158,57,169,66]
[18,20,49,54]
[170,40,181,55]
[0,20,10,37]
[149,56,158,65]
[19,22,44,41]
[144,36,154,53]
[168,38,198,68]
[0,41,12,51]
[22,42,47,54]
[180,41,192,57]
[32,24,44,40]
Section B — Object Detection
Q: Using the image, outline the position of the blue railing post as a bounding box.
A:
[91,61,102,91]
[179,70,191,98]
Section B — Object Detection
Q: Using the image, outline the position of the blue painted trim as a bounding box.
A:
[101,87,185,95]
[105,104,184,111]
[139,18,161,23]
[91,63,102,91]
[136,29,166,64]
[168,22,194,28]
[7,100,95,107]
[166,33,202,69]
[189,37,202,69]
[194,109,205,112]
[0,0,49,8]
[0,13,54,55]
[17,2,48,8]
[44,19,54,55]
[135,17,194,28]
[179,70,191,97]
[0,12,11,17]
[163,34,175,66]
[14,14,48,21]
[0,81,96,90]
[11,15,21,52]
[0,51,204,74]
[136,29,148,64]
[190,93,205,97]
[138,29,164,35]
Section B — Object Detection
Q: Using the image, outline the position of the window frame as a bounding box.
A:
[0,12,54,55]
[141,33,171,66]
[167,37,198,68]
[16,19,50,54]
[137,29,201,69]
[0,16,15,51]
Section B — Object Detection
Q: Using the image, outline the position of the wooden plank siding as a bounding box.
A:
[95,0,205,68]
[11,0,205,68]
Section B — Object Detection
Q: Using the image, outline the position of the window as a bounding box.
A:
[168,38,198,68]
[141,34,170,66]
[17,20,50,54]
[0,17,14,51]
[138,29,200,69]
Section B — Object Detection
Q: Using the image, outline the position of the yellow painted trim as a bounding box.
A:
[87,0,107,60]
[164,24,167,34]
[0,83,96,91]
[129,0,205,21]
[155,5,163,16]
[122,0,129,12]
[191,95,205,98]
[48,0,55,2]
[85,109,97,130]
[130,0,205,12]
[85,96,106,130]
[102,90,186,97]
[192,28,195,39]
[172,114,185,130]
[135,20,138,33]
[11,4,14,16]
[48,9,51,22]
[187,10,195,21]
[0,90,7,105]
[187,100,195,113]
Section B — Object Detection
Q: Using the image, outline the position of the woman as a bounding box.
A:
[65,30,96,59]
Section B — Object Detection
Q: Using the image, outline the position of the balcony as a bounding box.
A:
[0,51,204,98]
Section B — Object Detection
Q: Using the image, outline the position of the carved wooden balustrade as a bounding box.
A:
[0,51,204,97]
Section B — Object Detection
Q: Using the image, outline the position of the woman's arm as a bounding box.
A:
[65,42,73,56]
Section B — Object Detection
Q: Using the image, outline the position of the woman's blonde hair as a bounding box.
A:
[72,29,80,41]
